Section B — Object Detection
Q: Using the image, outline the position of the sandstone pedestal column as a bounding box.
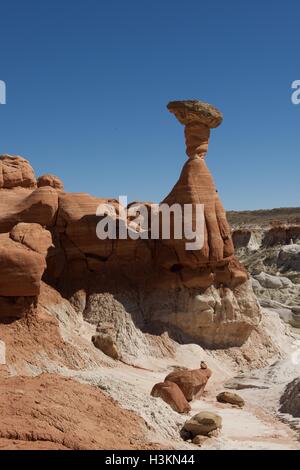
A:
[162,100,248,288]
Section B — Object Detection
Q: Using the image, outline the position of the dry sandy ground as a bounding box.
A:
[104,353,300,450]
[37,340,300,450]
[1,289,300,450]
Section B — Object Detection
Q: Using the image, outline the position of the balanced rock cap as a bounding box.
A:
[167,100,223,128]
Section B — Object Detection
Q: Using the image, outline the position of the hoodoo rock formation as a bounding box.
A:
[1,101,299,451]
[0,100,260,347]
[162,101,247,287]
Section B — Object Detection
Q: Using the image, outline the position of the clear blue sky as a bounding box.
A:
[0,0,299,210]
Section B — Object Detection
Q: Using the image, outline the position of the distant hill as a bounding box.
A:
[227,207,300,226]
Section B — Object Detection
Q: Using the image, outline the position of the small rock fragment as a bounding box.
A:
[92,323,119,360]
[192,435,209,446]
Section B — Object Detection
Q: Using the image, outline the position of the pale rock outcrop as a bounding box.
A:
[144,280,261,347]
[254,272,293,290]
[278,245,300,272]
[92,322,120,360]
[0,282,112,373]
[232,223,300,281]
[291,307,300,328]
[151,381,191,414]
[83,292,176,365]
[232,219,300,314]
[251,274,300,311]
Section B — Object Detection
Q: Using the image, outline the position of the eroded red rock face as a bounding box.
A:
[0,187,58,233]
[0,282,107,373]
[0,233,46,297]
[0,222,53,319]
[162,158,234,264]
[0,373,157,450]
[0,101,259,347]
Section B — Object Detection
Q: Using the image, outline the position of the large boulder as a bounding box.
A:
[151,381,191,414]
[164,362,212,401]
[216,391,245,407]
[0,155,36,189]
[183,411,222,436]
